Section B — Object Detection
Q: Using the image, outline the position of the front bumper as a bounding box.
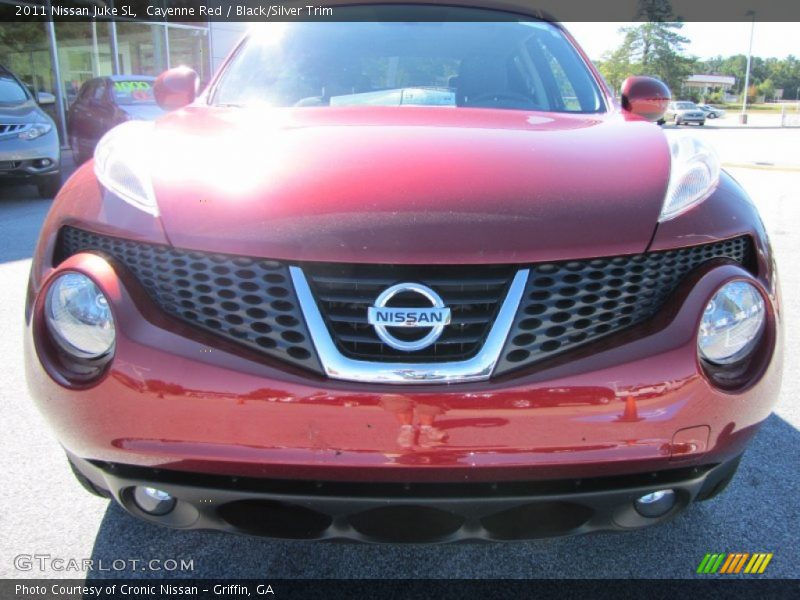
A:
[676,114,705,123]
[25,248,781,485]
[70,453,741,542]
[0,129,60,179]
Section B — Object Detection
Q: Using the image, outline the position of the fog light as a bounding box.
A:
[634,489,676,518]
[133,486,176,516]
[35,158,52,168]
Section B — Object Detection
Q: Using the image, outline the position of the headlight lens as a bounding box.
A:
[94,121,159,216]
[699,281,765,365]
[18,123,52,140]
[660,136,720,221]
[45,273,115,359]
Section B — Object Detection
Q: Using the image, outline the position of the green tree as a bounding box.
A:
[597,39,638,93]
[598,21,696,96]
[766,55,800,99]
[597,0,696,97]
[700,54,800,100]
[757,79,775,101]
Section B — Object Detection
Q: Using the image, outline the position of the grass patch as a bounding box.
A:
[719,103,798,113]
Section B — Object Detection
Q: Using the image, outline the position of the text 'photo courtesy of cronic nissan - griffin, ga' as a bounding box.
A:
[24,3,782,544]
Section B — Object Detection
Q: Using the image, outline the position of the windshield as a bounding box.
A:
[0,74,29,105]
[112,80,156,105]
[212,12,604,113]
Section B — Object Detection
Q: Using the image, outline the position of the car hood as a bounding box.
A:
[150,106,670,264]
[0,100,48,124]
[122,103,166,121]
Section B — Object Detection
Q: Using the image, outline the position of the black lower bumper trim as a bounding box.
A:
[69,455,742,543]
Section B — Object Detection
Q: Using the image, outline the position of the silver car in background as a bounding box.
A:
[0,65,61,197]
[699,104,726,119]
[665,101,706,126]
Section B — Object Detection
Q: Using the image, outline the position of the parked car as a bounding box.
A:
[0,65,61,197]
[67,75,164,164]
[699,104,726,119]
[665,101,706,125]
[26,4,781,542]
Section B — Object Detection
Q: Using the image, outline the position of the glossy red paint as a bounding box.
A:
[25,195,782,482]
[620,76,671,122]
[26,162,169,300]
[149,107,669,264]
[24,6,782,527]
[67,76,165,164]
[26,155,780,476]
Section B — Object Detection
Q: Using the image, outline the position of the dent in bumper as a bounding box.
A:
[25,250,782,483]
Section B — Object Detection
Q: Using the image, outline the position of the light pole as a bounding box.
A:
[740,11,755,124]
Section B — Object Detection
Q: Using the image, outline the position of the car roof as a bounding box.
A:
[0,65,32,98]
[309,0,561,24]
[0,64,18,78]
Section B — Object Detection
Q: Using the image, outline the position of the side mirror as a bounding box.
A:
[620,76,671,122]
[154,66,198,111]
[36,91,56,106]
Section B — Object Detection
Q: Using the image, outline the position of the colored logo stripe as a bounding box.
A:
[698,553,773,574]
[720,553,749,573]
[697,554,725,573]
[744,553,773,574]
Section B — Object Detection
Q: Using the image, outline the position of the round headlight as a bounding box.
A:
[45,273,115,359]
[698,281,765,365]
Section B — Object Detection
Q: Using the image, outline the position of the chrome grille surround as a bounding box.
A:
[291,266,529,384]
[56,227,753,384]
[302,263,515,362]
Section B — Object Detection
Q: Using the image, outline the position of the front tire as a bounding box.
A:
[707,113,716,119]
[36,173,61,198]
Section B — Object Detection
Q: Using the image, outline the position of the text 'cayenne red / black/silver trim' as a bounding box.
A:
[56,227,754,384]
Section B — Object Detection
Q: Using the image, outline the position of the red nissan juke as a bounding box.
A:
[24,3,782,542]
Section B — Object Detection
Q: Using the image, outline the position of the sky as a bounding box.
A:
[564,22,800,61]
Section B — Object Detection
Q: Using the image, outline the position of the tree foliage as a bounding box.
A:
[598,29,800,102]
[700,54,800,100]
[597,21,696,97]
[597,0,696,95]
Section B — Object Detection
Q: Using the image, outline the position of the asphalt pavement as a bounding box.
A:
[1,128,799,580]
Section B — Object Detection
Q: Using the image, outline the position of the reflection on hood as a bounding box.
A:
[0,99,50,125]
[121,104,166,121]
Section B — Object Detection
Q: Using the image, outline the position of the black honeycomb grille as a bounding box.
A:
[57,227,322,374]
[303,263,515,362]
[494,236,754,375]
[57,227,753,380]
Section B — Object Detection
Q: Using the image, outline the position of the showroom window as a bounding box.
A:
[0,0,211,146]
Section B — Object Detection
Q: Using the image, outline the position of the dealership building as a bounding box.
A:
[0,3,246,144]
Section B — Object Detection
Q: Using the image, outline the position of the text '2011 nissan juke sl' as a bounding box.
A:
[25,3,782,542]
